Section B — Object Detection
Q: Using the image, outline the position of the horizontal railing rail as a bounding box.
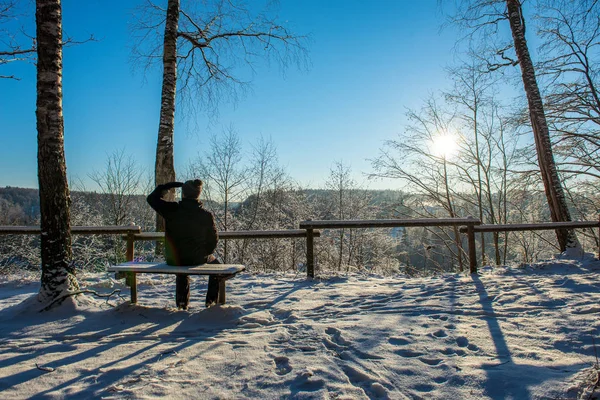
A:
[132,229,321,241]
[458,221,600,233]
[459,219,600,264]
[299,218,480,230]
[299,217,481,276]
[0,225,141,235]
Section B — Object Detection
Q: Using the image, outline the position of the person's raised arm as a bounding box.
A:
[147,182,183,216]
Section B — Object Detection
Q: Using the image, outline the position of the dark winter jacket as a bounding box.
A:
[147,183,218,266]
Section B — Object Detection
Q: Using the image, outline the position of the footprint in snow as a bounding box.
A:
[341,365,390,399]
[432,329,447,338]
[396,349,424,358]
[440,347,467,357]
[413,383,435,393]
[419,357,443,366]
[290,369,326,391]
[273,356,292,375]
[467,343,480,352]
[389,337,411,346]
[325,327,352,346]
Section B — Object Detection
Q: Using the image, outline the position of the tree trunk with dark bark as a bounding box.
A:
[506,0,581,253]
[36,0,79,303]
[155,0,179,233]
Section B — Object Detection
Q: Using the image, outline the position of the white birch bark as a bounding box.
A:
[36,0,79,303]
[155,0,179,232]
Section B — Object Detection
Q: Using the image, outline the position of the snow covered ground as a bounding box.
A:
[1,257,600,399]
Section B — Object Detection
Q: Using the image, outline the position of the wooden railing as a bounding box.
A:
[299,217,481,276]
[458,220,600,232]
[126,230,321,268]
[3,218,597,278]
[0,226,320,276]
[459,219,600,264]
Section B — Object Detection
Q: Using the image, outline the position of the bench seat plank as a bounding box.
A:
[108,262,245,305]
[108,262,245,275]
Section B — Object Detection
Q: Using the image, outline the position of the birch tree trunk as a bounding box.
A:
[155,0,179,233]
[36,0,79,303]
[506,0,581,253]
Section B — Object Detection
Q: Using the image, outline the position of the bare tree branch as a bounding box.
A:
[132,0,309,118]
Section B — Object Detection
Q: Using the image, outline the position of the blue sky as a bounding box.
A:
[0,0,460,190]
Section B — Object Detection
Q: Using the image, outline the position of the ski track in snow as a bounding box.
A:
[0,258,599,399]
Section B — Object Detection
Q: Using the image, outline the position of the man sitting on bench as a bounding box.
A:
[147,179,220,310]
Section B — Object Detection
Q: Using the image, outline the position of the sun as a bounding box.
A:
[430,134,459,160]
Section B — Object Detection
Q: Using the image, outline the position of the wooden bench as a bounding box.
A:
[108,262,245,305]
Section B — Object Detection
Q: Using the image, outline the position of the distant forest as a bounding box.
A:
[2,184,598,276]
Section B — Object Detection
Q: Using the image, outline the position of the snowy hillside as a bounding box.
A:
[1,258,599,399]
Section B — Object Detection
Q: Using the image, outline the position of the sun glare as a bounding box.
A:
[430,134,459,160]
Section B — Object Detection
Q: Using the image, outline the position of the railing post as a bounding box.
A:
[124,232,135,286]
[306,228,315,278]
[467,217,477,274]
[126,232,135,262]
[129,273,137,303]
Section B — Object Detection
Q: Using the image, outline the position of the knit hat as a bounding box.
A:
[182,179,203,199]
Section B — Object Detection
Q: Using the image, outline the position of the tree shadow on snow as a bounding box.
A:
[471,275,588,399]
[0,294,243,398]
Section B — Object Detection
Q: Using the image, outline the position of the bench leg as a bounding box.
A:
[217,278,226,305]
[125,272,132,286]
[128,272,137,303]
